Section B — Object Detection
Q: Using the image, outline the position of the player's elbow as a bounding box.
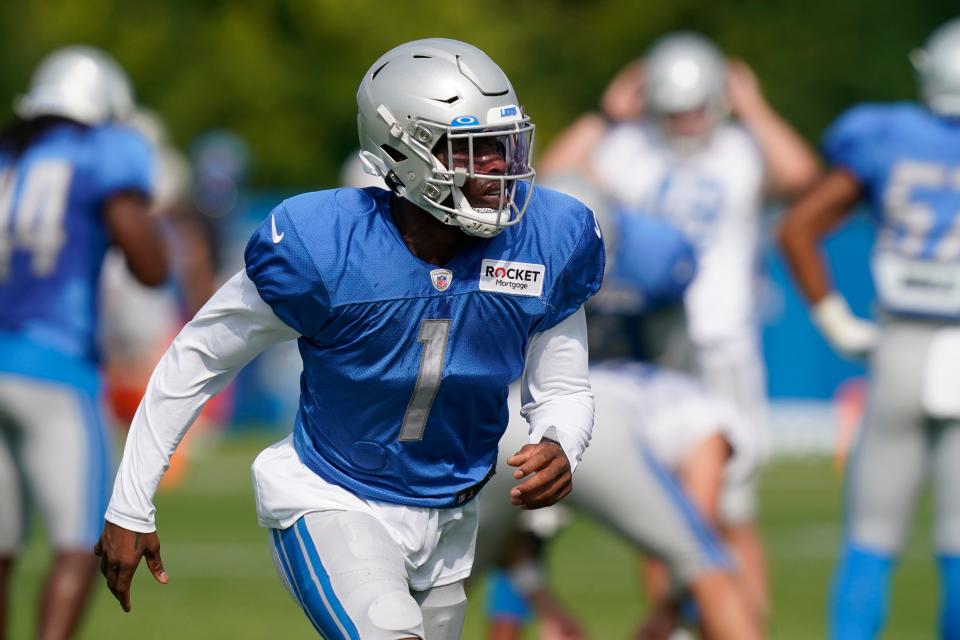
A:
[776,205,813,256]
[775,213,795,253]
[773,157,824,201]
[106,193,171,287]
[776,216,813,273]
[129,248,170,287]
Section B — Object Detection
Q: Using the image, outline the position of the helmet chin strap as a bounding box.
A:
[451,186,504,238]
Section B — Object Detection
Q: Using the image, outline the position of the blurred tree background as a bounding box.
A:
[0,0,954,188]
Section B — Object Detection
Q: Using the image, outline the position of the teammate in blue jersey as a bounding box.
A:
[0,47,166,639]
[779,18,960,640]
[96,38,604,639]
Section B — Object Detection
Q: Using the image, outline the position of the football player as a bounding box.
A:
[476,210,762,640]
[0,47,165,639]
[778,17,960,640]
[537,32,822,623]
[94,39,604,640]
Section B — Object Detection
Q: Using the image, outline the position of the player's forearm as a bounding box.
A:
[739,102,822,198]
[105,330,233,531]
[680,434,730,527]
[537,114,608,179]
[105,271,298,531]
[520,307,593,472]
[778,227,834,304]
[777,171,861,304]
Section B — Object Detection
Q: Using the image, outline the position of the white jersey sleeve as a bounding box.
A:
[520,306,593,472]
[104,271,299,532]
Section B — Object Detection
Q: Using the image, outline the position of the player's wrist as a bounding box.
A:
[104,509,157,535]
[812,293,856,329]
[733,94,771,121]
[811,292,878,356]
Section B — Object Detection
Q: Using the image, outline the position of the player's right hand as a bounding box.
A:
[94,521,168,612]
[600,58,645,122]
[726,59,769,120]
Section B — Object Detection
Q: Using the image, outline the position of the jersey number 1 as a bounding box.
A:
[399,319,451,442]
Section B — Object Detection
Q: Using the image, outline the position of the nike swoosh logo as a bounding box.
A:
[271,213,284,243]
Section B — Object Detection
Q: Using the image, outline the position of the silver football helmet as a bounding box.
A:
[912,18,960,116]
[644,32,728,145]
[15,46,134,125]
[356,38,535,238]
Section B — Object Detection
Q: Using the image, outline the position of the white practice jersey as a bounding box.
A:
[592,122,766,345]
[587,361,756,483]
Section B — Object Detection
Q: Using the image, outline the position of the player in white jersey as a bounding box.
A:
[537,32,821,621]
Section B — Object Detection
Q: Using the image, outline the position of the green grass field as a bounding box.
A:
[8,435,939,639]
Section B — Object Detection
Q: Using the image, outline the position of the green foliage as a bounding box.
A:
[0,0,955,187]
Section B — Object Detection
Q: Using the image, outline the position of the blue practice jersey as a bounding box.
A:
[823,102,960,317]
[0,122,153,390]
[245,185,604,507]
[608,210,697,312]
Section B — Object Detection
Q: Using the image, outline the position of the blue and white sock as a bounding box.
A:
[485,569,533,624]
[830,543,896,640]
[938,554,960,640]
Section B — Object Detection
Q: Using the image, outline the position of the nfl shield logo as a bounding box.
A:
[430,269,453,291]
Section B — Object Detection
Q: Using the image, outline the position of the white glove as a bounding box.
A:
[811,293,879,359]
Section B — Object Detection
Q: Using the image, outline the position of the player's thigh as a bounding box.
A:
[718,468,759,526]
[413,581,467,640]
[0,409,24,554]
[932,419,960,554]
[696,333,769,438]
[573,437,730,585]
[0,375,111,551]
[846,320,933,551]
[270,510,424,640]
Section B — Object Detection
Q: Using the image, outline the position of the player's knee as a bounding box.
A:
[719,476,758,526]
[367,588,424,637]
[417,581,468,640]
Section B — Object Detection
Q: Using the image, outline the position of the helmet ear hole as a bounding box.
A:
[380,144,407,162]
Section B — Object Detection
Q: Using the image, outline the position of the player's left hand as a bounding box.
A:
[507,438,572,509]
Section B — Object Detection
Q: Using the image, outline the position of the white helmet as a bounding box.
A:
[356,38,535,238]
[15,46,134,125]
[644,32,728,144]
[913,18,960,116]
